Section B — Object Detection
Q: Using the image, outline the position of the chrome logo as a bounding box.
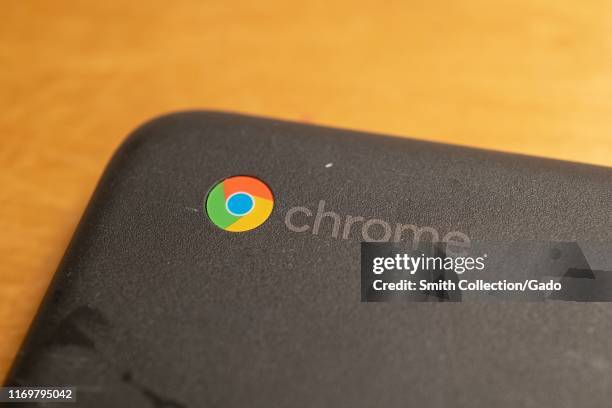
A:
[206,176,274,232]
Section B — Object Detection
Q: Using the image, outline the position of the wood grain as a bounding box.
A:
[2,0,612,378]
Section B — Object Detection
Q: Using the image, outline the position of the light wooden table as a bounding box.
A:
[2,0,612,379]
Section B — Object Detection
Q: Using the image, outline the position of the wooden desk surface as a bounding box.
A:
[2,0,612,378]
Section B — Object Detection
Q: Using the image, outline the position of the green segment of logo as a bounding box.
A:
[206,182,240,229]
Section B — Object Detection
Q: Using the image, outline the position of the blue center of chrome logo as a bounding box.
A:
[226,192,254,216]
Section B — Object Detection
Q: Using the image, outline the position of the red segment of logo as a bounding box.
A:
[222,176,273,201]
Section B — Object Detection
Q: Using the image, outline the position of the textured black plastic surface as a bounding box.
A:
[6,112,612,407]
